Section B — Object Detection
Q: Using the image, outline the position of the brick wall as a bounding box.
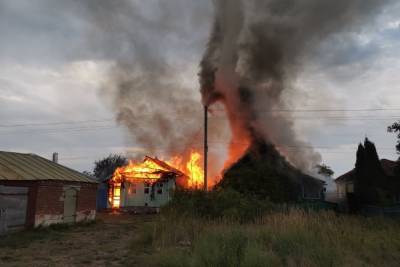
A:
[36,182,64,215]
[76,183,97,211]
[34,181,97,227]
[0,181,97,228]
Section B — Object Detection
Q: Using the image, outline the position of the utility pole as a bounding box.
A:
[204,105,208,191]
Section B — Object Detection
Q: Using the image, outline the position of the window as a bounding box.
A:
[346,183,354,193]
[144,182,150,194]
[157,189,163,194]
[128,183,137,194]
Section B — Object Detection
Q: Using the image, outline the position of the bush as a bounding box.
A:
[163,188,274,222]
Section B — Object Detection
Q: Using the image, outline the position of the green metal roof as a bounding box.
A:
[0,151,96,183]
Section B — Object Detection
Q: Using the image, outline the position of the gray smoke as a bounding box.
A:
[83,0,213,159]
[200,0,390,171]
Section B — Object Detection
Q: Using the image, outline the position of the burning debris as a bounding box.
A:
[108,153,204,209]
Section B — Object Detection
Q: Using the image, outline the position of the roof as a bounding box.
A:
[0,151,96,183]
[146,156,186,177]
[380,159,397,177]
[102,156,186,183]
[335,169,356,183]
[335,159,398,183]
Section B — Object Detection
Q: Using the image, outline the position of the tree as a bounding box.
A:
[93,154,128,181]
[388,121,400,155]
[82,171,94,177]
[316,164,334,177]
[354,138,387,206]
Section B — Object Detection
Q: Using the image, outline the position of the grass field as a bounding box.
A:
[1,211,400,266]
[132,210,400,267]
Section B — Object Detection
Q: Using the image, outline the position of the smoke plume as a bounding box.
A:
[84,0,214,161]
[200,0,390,171]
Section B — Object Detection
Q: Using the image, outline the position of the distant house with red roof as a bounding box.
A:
[336,159,400,207]
[335,138,400,214]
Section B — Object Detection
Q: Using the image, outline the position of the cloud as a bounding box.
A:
[0,0,398,176]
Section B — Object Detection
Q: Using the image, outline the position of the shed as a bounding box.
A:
[0,151,97,235]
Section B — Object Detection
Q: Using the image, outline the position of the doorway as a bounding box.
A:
[63,187,77,223]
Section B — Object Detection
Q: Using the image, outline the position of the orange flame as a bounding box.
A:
[185,152,204,188]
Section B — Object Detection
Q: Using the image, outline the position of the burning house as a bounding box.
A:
[0,151,97,235]
[103,153,203,210]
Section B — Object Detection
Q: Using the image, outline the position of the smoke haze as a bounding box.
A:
[200,0,391,171]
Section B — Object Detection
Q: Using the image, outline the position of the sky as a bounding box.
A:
[0,0,399,178]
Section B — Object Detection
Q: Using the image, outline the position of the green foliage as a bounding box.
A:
[220,157,299,202]
[130,223,155,252]
[316,164,334,177]
[133,210,400,267]
[388,121,400,155]
[354,138,390,206]
[163,188,274,222]
[93,154,128,180]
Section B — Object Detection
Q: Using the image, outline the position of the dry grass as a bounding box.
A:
[0,213,153,267]
[130,210,400,267]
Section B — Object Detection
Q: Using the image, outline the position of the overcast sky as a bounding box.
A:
[0,0,399,178]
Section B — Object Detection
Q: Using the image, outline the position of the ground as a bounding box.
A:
[1,211,400,267]
[0,213,152,267]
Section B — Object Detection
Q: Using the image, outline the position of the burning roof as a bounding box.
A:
[112,156,186,184]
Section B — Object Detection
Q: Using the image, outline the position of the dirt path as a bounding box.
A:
[0,213,155,267]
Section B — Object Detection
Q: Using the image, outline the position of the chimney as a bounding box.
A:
[52,152,59,164]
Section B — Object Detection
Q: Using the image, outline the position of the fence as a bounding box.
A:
[0,185,28,235]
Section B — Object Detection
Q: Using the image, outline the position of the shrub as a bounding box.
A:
[163,188,274,222]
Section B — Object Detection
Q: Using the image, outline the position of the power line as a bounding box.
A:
[0,119,113,128]
[1,107,399,127]
[0,125,117,136]
[211,108,400,113]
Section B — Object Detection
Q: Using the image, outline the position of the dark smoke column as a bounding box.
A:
[199,0,389,171]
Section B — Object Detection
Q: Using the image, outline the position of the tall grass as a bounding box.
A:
[131,210,400,267]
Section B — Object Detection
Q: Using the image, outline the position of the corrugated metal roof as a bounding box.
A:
[0,151,96,183]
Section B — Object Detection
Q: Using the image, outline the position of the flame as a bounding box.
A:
[166,151,204,189]
[109,151,205,208]
[185,152,204,188]
[113,158,170,184]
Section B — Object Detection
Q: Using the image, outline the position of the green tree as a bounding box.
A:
[93,154,128,181]
[388,121,400,155]
[316,164,334,177]
[354,138,388,206]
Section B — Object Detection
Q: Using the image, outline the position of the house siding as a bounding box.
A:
[119,180,175,208]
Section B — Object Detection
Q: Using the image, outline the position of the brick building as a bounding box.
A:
[0,151,97,234]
